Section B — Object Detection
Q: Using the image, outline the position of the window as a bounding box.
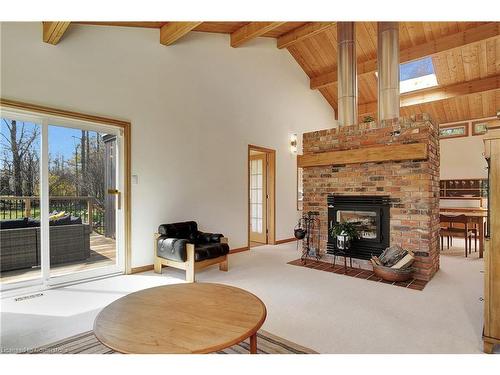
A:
[399,57,438,93]
[472,119,500,136]
[375,57,438,94]
[250,158,264,233]
[472,121,488,136]
[439,123,469,139]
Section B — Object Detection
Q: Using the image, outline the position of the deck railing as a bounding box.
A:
[0,196,105,234]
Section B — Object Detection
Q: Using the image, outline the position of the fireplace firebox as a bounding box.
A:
[327,195,390,260]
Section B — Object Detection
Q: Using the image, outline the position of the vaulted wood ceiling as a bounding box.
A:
[47,21,500,125]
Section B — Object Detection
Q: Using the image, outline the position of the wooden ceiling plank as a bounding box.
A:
[193,22,247,34]
[277,22,335,49]
[358,76,499,115]
[73,22,166,29]
[485,39,498,77]
[160,22,202,46]
[287,45,315,77]
[400,76,498,107]
[42,22,71,45]
[230,22,285,48]
[310,22,500,90]
[356,23,372,62]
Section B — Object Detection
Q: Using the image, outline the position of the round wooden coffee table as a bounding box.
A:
[94,283,267,354]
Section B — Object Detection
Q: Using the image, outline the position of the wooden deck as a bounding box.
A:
[1,232,117,285]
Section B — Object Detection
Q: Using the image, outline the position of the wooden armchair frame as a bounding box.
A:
[153,233,229,282]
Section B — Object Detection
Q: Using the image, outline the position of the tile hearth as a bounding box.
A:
[287,259,428,291]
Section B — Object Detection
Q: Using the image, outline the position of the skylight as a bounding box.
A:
[399,57,438,93]
[374,57,438,94]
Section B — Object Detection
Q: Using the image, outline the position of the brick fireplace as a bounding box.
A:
[300,114,440,281]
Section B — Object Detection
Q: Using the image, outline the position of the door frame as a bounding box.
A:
[0,98,132,289]
[247,145,276,248]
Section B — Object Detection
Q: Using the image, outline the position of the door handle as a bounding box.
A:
[107,189,121,210]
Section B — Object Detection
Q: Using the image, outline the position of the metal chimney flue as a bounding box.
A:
[337,22,358,126]
[377,22,400,121]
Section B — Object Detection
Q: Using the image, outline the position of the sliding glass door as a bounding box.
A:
[0,110,125,292]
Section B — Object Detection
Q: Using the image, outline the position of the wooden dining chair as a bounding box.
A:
[439,214,476,257]
[448,222,479,253]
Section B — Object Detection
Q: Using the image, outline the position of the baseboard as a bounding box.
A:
[229,246,249,254]
[131,264,154,274]
[275,237,297,245]
[132,247,248,273]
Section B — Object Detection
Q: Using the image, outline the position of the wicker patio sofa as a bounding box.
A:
[0,218,91,272]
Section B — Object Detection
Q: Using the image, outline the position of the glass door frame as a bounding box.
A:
[247,144,276,248]
[0,110,46,293]
[0,103,129,294]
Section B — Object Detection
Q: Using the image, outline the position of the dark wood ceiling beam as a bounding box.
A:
[230,22,285,48]
[358,75,500,116]
[42,22,71,45]
[277,22,335,49]
[160,22,202,46]
[311,22,500,90]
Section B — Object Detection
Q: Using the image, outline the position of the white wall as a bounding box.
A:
[0,22,334,267]
[440,135,487,180]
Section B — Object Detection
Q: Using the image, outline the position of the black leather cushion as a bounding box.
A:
[0,217,28,229]
[158,221,198,240]
[194,243,229,262]
[157,237,189,262]
[196,231,224,244]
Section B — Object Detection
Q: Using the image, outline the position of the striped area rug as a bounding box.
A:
[25,330,317,354]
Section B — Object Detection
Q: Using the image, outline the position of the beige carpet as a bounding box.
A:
[25,330,317,354]
[2,241,490,354]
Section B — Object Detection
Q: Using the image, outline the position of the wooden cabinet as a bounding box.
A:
[483,128,500,353]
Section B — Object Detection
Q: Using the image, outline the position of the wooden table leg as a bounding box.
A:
[479,217,485,259]
[250,333,257,354]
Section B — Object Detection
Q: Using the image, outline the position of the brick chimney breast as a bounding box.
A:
[301,114,440,281]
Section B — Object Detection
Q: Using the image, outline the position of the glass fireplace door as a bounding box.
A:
[336,210,379,241]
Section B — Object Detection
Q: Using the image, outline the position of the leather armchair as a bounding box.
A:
[154,221,229,282]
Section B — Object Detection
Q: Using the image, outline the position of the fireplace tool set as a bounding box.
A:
[294,211,321,263]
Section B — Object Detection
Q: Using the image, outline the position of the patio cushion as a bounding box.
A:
[0,218,28,230]
[70,216,83,225]
[27,218,41,227]
[27,216,82,227]
[50,214,72,226]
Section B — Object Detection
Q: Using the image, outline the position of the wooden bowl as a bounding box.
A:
[372,264,413,282]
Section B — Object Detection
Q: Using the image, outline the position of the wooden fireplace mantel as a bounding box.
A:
[297,142,428,168]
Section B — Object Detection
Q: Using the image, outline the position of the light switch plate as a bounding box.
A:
[132,175,138,184]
